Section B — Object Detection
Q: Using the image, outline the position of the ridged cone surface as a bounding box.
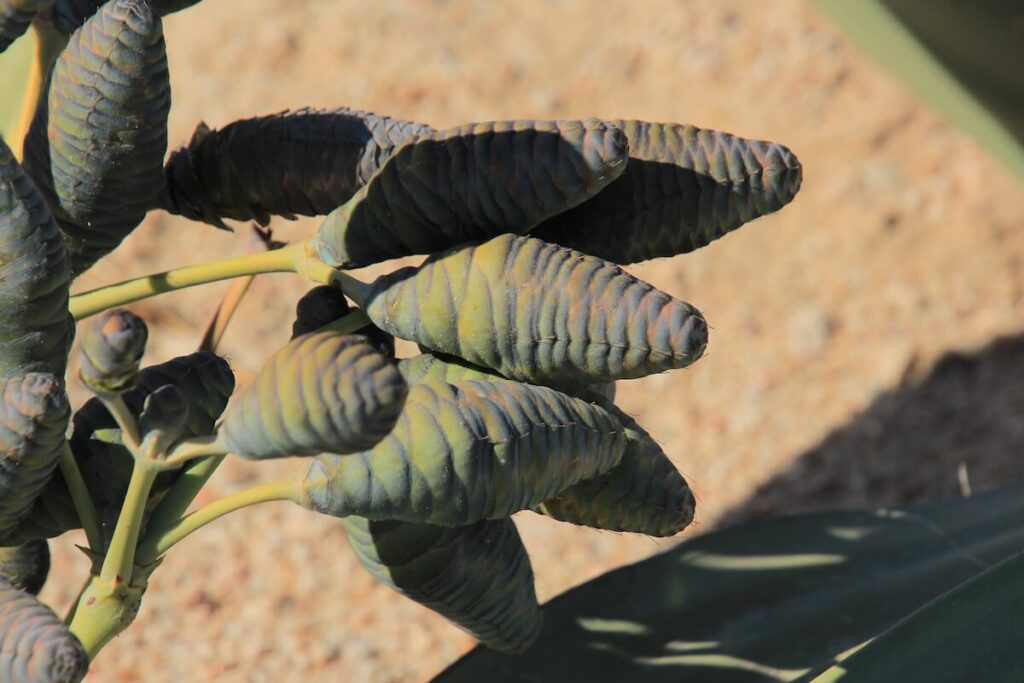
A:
[532,120,802,263]
[0,1,53,53]
[343,516,541,653]
[222,331,407,459]
[537,410,694,536]
[160,108,433,228]
[0,541,49,595]
[366,233,708,384]
[23,0,170,276]
[0,374,69,538]
[300,379,626,525]
[0,138,71,380]
[0,578,87,683]
[313,118,629,268]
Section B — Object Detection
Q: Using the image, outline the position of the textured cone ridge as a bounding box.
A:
[0,138,72,380]
[222,331,407,459]
[313,118,629,268]
[0,374,69,538]
[77,308,148,393]
[299,379,626,526]
[398,351,615,407]
[0,578,88,683]
[537,410,695,536]
[366,233,708,384]
[0,1,53,53]
[344,516,541,653]
[3,352,233,544]
[532,120,802,263]
[52,0,199,34]
[0,541,49,595]
[160,108,434,228]
[23,0,170,276]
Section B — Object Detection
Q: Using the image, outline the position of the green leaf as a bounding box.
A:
[814,0,1024,179]
[436,481,1024,682]
[812,554,1024,682]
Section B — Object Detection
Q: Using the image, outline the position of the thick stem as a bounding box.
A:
[100,394,141,451]
[99,461,159,585]
[70,243,308,320]
[332,270,373,309]
[317,308,371,335]
[57,444,103,552]
[137,479,298,563]
[140,455,224,549]
[161,434,225,467]
[67,573,146,660]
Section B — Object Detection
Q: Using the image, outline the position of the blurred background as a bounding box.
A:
[11,0,1023,680]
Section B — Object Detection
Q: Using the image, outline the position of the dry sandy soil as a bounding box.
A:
[32,0,1024,681]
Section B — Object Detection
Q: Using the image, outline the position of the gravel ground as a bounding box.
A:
[34,0,1024,681]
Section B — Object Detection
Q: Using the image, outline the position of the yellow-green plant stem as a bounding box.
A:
[67,572,148,660]
[99,460,159,585]
[100,393,141,450]
[162,434,225,467]
[318,308,371,335]
[11,21,66,159]
[57,444,103,552]
[140,455,224,547]
[137,479,298,563]
[69,242,321,320]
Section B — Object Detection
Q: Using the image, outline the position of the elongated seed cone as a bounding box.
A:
[52,0,199,34]
[0,578,88,683]
[365,233,707,384]
[343,517,541,652]
[23,0,170,276]
[0,138,71,379]
[77,309,148,394]
[161,108,433,228]
[537,411,694,536]
[312,118,630,268]
[398,351,615,406]
[0,0,53,53]
[221,332,407,459]
[0,374,69,538]
[0,541,49,595]
[531,120,802,264]
[0,352,235,546]
[299,379,626,526]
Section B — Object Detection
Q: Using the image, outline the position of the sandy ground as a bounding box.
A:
[31,0,1024,681]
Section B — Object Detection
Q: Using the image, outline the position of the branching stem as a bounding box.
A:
[99,460,159,585]
[161,434,225,467]
[70,243,310,320]
[100,393,142,450]
[57,444,103,552]
[137,479,298,563]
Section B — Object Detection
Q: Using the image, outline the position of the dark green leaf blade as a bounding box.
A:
[436,482,1024,682]
[812,554,1024,682]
